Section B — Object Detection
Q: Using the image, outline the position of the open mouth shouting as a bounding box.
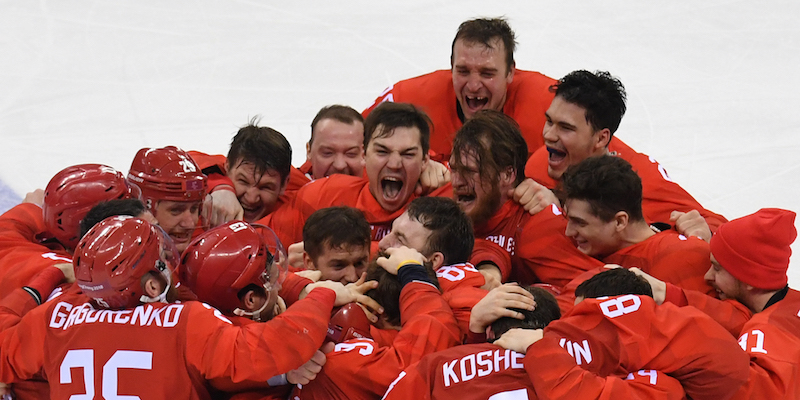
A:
[377,174,408,212]
[241,202,265,222]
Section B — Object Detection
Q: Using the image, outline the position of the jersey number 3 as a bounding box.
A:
[60,349,152,399]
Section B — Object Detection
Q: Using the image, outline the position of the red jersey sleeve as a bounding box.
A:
[663,283,752,337]
[278,272,313,307]
[470,238,512,280]
[525,337,687,400]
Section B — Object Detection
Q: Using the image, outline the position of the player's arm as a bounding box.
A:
[381,364,432,400]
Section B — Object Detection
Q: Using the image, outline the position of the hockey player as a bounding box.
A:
[127,146,208,252]
[363,17,555,161]
[522,70,727,239]
[558,155,715,296]
[300,206,372,284]
[300,105,365,181]
[633,208,800,399]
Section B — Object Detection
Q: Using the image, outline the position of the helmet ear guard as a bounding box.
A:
[326,303,373,343]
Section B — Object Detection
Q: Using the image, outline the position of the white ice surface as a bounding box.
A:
[1,0,798,286]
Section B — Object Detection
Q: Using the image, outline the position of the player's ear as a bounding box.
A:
[142,274,165,298]
[242,289,266,312]
[614,211,629,232]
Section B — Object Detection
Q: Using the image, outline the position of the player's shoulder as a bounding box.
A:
[510,69,557,87]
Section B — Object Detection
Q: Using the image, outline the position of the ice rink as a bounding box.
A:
[1,1,798,285]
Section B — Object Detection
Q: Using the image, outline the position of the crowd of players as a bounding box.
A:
[0,17,796,400]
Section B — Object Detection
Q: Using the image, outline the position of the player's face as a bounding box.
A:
[564,199,620,258]
[705,254,747,301]
[365,125,427,213]
[450,150,503,226]
[543,96,610,180]
[310,243,370,284]
[452,38,514,120]
[378,211,432,257]
[153,200,200,252]
[228,161,286,222]
[307,118,365,180]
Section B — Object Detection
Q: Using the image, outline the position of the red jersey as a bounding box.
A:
[363,69,556,162]
[292,281,461,399]
[663,283,752,337]
[435,262,488,339]
[730,288,800,399]
[524,137,728,232]
[545,295,749,400]
[0,288,337,400]
[603,232,715,295]
[0,203,73,300]
[382,342,687,400]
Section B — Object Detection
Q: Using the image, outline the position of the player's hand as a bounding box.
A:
[415,159,451,195]
[287,241,306,270]
[469,283,536,334]
[670,210,712,242]
[23,189,45,207]
[508,179,559,215]
[628,267,667,305]
[344,273,382,322]
[494,328,544,354]
[376,246,426,275]
[286,350,326,385]
[476,264,502,291]
[54,263,76,283]
[208,188,244,227]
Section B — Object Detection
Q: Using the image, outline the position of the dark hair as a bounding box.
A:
[79,199,147,238]
[491,286,561,337]
[406,197,473,265]
[364,256,439,327]
[226,117,292,184]
[309,105,365,147]
[451,110,528,186]
[451,17,516,73]
[558,155,644,222]
[303,207,371,261]
[552,70,627,137]
[363,102,431,155]
[574,268,653,299]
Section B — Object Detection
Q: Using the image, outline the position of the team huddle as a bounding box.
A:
[0,17,797,400]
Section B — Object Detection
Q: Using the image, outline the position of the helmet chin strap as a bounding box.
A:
[232,300,271,322]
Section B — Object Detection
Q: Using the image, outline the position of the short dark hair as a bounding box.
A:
[309,105,365,147]
[226,117,292,184]
[490,286,561,337]
[552,70,627,137]
[363,102,431,155]
[451,17,516,73]
[574,268,653,299]
[364,257,439,327]
[406,197,473,265]
[451,110,528,187]
[558,155,644,222]
[79,199,147,238]
[303,207,371,261]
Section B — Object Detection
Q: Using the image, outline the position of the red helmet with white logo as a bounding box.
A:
[127,146,207,211]
[43,164,139,251]
[74,215,178,310]
[180,221,287,315]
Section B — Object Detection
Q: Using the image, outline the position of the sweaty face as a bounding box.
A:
[450,151,503,226]
[543,96,610,180]
[564,199,620,258]
[378,211,432,256]
[365,126,427,213]
[704,254,746,301]
[152,200,201,253]
[452,38,514,120]
[227,161,286,222]
[309,243,370,284]
[308,119,365,180]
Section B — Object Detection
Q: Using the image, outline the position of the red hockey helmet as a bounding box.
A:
[127,146,207,210]
[180,221,287,315]
[74,215,178,310]
[327,303,373,343]
[43,164,138,251]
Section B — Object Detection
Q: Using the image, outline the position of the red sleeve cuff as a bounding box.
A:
[664,282,689,306]
[25,266,67,300]
[206,172,235,193]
